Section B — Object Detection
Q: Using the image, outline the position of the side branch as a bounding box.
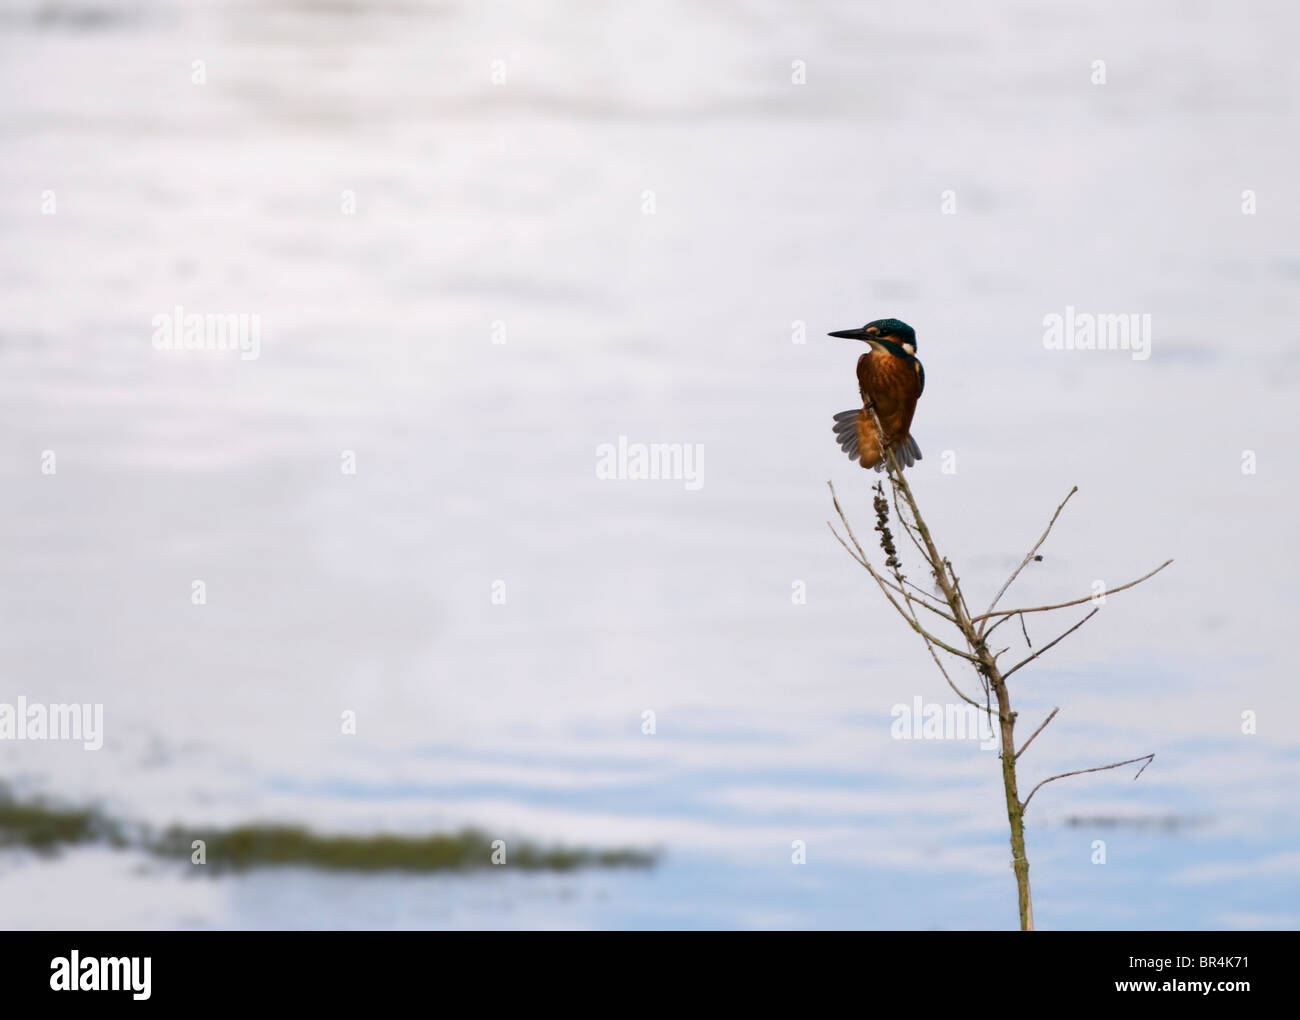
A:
[980,486,1078,634]
[1021,753,1155,813]
[1002,608,1099,680]
[827,485,986,710]
[823,506,952,622]
[972,560,1173,626]
[860,406,969,632]
[1014,707,1059,760]
[826,518,979,666]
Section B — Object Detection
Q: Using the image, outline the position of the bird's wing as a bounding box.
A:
[832,409,862,462]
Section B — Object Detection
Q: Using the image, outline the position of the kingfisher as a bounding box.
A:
[829,317,924,471]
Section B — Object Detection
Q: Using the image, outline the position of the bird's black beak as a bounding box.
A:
[828,327,873,341]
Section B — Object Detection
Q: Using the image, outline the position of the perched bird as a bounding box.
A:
[829,317,924,471]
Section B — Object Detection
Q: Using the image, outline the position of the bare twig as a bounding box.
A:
[948,563,975,627]
[827,510,981,666]
[980,487,1078,635]
[861,409,968,631]
[1014,707,1060,760]
[972,560,1173,626]
[833,529,956,625]
[1021,753,1155,813]
[874,561,958,623]
[827,496,984,706]
[1002,608,1100,680]
[891,484,930,563]
[843,574,979,666]
[916,621,987,711]
[984,611,1016,640]
[901,578,956,620]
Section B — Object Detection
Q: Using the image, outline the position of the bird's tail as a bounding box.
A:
[832,409,922,472]
[887,433,923,472]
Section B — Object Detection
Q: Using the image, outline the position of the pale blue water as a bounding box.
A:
[0,0,1298,929]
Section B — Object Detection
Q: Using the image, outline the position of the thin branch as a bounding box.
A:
[828,486,987,712]
[920,636,985,666]
[1002,608,1100,680]
[891,483,930,564]
[901,577,954,618]
[827,486,872,565]
[972,560,1174,626]
[866,425,993,714]
[858,434,992,710]
[834,540,982,665]
[861,407,969,634]
[827,502,982,666]
[917,622,987,711]
[980,486,1078,635]
[1019,612,1031,648]
[828,513,948,623]
[886,545,987,711]
[885,529,983,687]
[1021,753,1155,813]
[895,588,959,626]
[873,566,957,624]
[827,521,867,566]
[985,612,1015,640]
[892,575,977,673]
[1014,707,1059,760]
[947,562,975,627]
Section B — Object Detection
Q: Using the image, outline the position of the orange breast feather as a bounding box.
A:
[858,351,920,430]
